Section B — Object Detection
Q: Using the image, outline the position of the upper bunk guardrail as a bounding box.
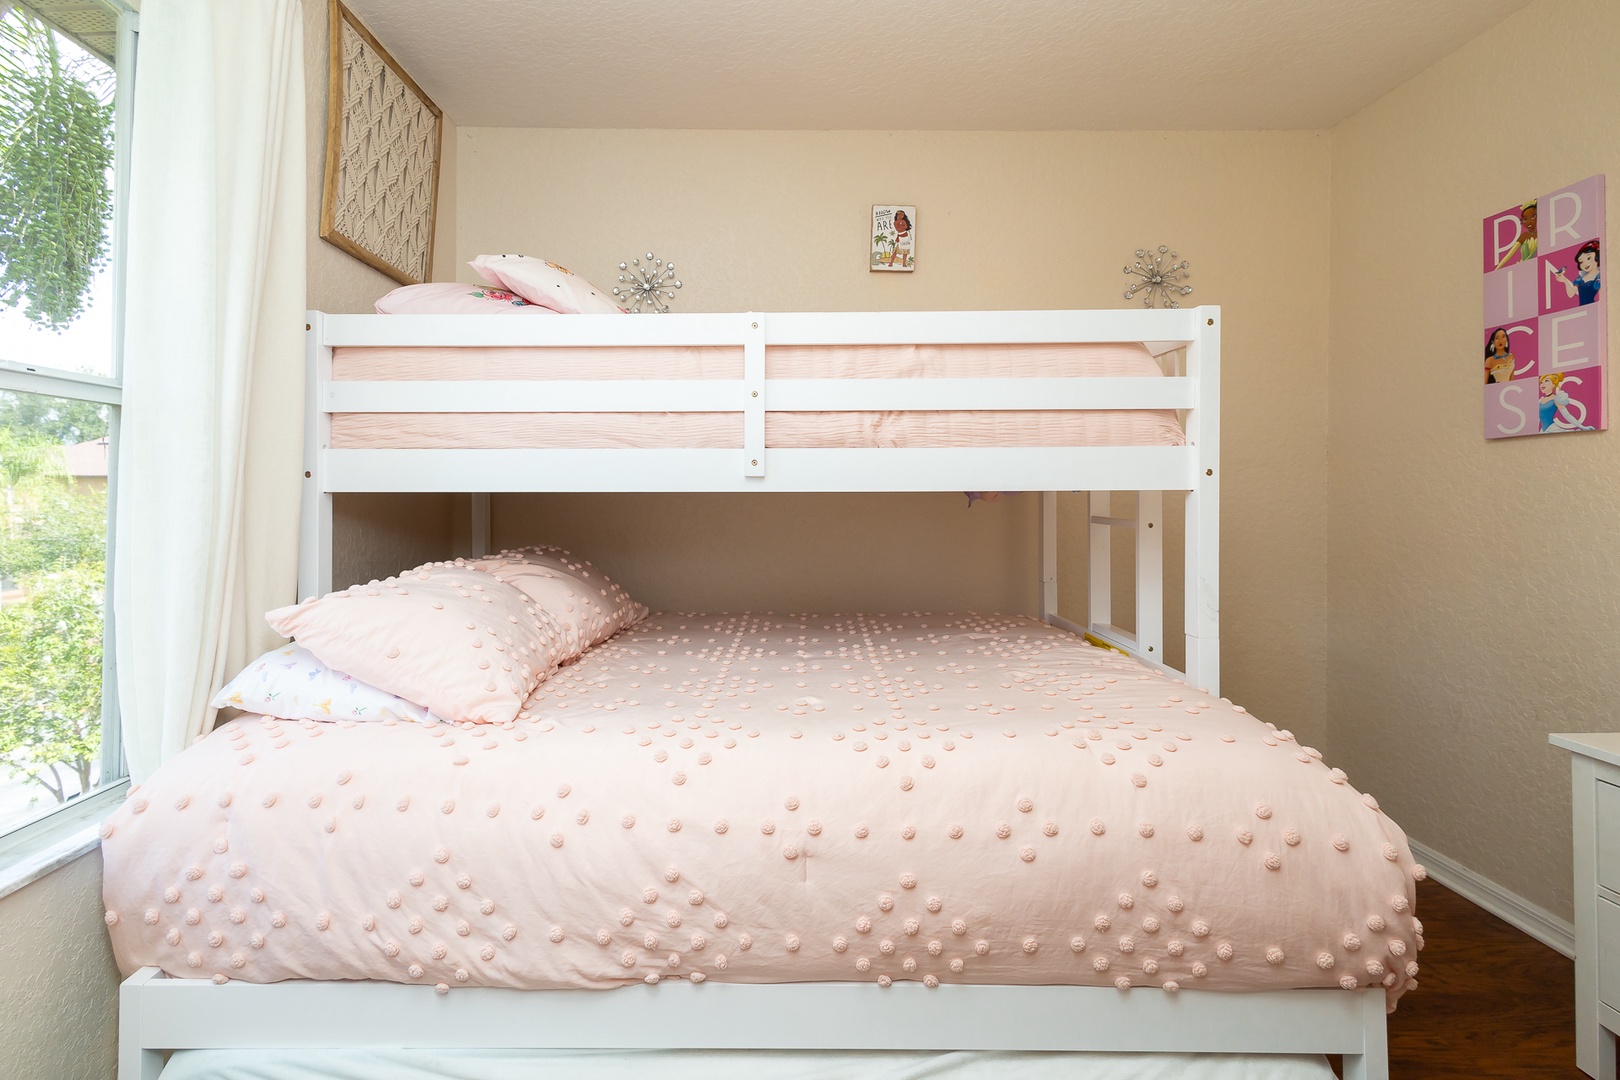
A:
[306,307,1219,490]
[316,308,1208,354]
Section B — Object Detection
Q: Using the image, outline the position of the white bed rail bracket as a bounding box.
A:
[744,313,765,477]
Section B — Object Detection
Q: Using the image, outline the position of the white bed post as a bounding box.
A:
[1087,491,1111,634]
[119,967,164,1080]
[1342,987,1390,1080]
[1135,490,1163,664]
[299,313,334,601]
[470,493,491,557]
[1183,306,1221,694]
[1039,491,1058,621]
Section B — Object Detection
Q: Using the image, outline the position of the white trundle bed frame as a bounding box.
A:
[118,305,1390,1079]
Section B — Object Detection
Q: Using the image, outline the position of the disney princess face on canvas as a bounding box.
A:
[1537,370,1594,431]
[893,209,911,236]
[1577,243,1600,279]
[1494,202,1539,269]
[1552,239,1602,305]
[1485,327,1515,384]
[1539,372,1562,430]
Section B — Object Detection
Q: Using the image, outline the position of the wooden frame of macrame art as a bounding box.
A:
[320,0,441,285]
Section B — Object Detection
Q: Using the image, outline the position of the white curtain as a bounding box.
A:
[115,0,306,782]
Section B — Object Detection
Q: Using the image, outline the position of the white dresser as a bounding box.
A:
[1552,732,1620,1079]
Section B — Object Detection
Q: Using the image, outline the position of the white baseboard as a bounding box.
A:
[1407,838,1575,959]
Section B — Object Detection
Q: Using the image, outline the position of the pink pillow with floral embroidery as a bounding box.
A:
[265,564,568,725]
[469,254,625,315]
[374,281,557,315]
[472,546,647,663]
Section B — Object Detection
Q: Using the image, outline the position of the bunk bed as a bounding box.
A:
[107,306,1409,1080]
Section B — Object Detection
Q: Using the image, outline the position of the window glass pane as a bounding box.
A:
[0,390,110,833]
[0,5,118,378]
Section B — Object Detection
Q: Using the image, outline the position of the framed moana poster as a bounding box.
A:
[1482,174,1606,439]
[871,205,915,271]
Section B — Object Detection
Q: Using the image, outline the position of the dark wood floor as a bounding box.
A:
[1331,877,1586,1078]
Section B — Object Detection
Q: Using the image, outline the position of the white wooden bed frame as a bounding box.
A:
[117,305,1390,1079]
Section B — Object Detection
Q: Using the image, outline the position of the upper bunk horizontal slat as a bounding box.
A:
[759,310,1202,350]
[322,377,1197,414]
[316,309,1208,354]
[320,446,1201,494]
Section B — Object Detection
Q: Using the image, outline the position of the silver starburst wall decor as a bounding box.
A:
[612,253,682,313]
[1123,246,1193,308]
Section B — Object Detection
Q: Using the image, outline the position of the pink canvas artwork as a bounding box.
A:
[1482,174,1606,439]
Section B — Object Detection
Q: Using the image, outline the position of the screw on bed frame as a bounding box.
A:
[1206,469,1213,475]
[1207,318,1214,325]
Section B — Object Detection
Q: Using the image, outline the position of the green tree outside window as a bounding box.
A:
[0,422,106,804]
[0,6,115,809]
[0,6,115,329]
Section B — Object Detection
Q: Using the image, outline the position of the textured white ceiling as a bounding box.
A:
[346,0,1531,131]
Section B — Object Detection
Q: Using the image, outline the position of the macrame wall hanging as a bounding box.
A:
[320,1,441,285]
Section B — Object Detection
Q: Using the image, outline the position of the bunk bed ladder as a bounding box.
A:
[1063,489,1165,669]
[1044,484,1211,692]
[1039,305,1220,696]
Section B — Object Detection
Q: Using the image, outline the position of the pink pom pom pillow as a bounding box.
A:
[469,254,625,315]
[265,564,567,725]
[374,281,557,315]
[472,545,647,662]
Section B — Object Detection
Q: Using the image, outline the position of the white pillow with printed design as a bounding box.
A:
[212,643,444,724]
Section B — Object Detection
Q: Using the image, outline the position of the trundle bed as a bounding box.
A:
[106,306,1416,1079]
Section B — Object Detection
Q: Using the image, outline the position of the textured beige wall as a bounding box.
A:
[1328,0,1620,921]
[0,853,120,1080]
[334,491,459,591]
[494,492,1039,615]
[456,128,1332,743]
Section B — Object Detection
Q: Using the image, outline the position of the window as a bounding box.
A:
[0,0,132,840]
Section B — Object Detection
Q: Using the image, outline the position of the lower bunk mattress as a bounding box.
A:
[102,614,1423,1008]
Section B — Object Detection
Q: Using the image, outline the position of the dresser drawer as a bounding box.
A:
[1601,897,1620,1010]
[1599,781,1620,893]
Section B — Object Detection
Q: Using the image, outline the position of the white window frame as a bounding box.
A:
[0,0,136,891]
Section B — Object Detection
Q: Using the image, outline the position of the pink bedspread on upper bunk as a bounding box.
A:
[101,615,1420,1006]
[327,342,1187,449]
